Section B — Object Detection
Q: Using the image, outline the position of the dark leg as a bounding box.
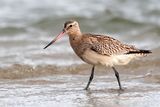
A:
[84,66,95,90]
[112,67,122,90]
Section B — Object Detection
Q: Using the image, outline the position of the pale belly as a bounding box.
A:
[81,49,138,66]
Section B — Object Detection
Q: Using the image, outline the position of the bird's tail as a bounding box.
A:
[126,49,152,55]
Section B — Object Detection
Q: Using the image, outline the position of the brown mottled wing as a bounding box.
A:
[84,34,138,56]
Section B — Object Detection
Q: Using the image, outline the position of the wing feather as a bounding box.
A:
[83,34,138,56]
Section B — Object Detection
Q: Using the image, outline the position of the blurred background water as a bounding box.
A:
[0,0,160,67]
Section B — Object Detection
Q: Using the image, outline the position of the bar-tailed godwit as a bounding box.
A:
[44,20,151,90]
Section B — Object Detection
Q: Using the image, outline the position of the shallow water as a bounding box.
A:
[0,73,160,107]
[0,51,160,107]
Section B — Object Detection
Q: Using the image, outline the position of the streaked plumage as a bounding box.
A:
[44,20,151,90]
[67,28,150,66]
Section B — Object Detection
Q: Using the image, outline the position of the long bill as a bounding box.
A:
[43,31,65,49]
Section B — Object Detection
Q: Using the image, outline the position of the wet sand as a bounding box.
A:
[0,49,160,107]
[0,73,160,107]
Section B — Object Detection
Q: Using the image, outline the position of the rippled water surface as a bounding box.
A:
[1,71,160,107]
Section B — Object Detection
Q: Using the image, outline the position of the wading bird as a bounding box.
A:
[44,20,151,90]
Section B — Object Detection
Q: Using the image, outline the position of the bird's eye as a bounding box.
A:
[69,25,72,27]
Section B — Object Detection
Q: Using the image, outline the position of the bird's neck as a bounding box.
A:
[68,30,82,41]
[68,31,83,58]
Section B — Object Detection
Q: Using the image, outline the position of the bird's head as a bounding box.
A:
[44,20,81,49]
[63,20,80,35]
